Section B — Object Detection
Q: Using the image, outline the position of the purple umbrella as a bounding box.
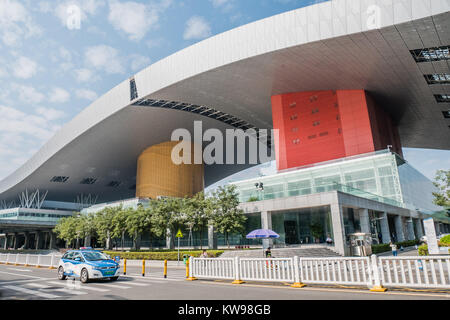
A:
[246,229,280,239]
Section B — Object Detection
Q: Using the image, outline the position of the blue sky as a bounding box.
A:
[0,0,448,183]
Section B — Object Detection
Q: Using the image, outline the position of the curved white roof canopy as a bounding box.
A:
[0,0,449,203]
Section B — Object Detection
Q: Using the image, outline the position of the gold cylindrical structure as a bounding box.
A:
[136,141,204,199]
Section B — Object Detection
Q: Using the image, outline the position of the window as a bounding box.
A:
[312,108,319,114]
[319,132,329,137]
[50,176,69,183]
[289,102,297,108]
[130,78,138,101]
[309,95,318,102]
[410,46,450,62]
[290,114,298,120]
[292,127,299,133]
[313,121,320,127]
[80,178,97,185]
[292,139,300,145]
[443,111,450,119]
[107,181,122,188]
[308,135,317,140]
[424,74,450,84]
[435,94,450,103]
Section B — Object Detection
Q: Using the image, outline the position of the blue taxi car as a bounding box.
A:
[57,248,120,283]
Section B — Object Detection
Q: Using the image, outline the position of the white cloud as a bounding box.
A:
[11,84,45,104]
[0,105,63,180]
[12,56,38,79]
[85,45,124,74]
[51,0,106,28]
[0,0,41,46]
[108,0,159,41]
[183,16,212,40]
[74,68,98,82]
[36,107,66,121]
[130,54,151,71]
[75,89,98,101]
[49,87,71,103]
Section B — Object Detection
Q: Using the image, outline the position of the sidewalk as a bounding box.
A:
[118,259,188,269]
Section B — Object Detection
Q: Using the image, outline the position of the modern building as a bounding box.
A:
[0,0,449,255]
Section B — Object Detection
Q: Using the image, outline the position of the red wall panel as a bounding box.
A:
[271,90,402,171]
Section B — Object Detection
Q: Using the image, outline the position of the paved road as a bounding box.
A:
[0,264,448,300]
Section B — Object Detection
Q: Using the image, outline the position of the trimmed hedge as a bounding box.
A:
[371,240,420,254]
[439,235,450,247]
[103,250,224,261]
[418,244,428,256]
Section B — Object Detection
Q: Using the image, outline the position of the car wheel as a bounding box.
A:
[58,267,66,280]
[80,268,89,283]
[110,277,119,281]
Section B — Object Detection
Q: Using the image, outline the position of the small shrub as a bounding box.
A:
[418,244,428,256]
[439,235,450,246]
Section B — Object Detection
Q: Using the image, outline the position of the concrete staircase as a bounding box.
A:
[219,246,343,259]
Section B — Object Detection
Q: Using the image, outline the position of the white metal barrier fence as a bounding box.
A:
[189,255,450,291]
[239,258,294,283]
[378,256,450,289]
[298,257,372,287]
[0,253,61,268]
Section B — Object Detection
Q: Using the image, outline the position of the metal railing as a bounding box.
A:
[378,256,450,289]
[298,257,372,286]
[189,255,450,291]
[0,253,61,268]
[190,258,235,280]
[239,258,294,282]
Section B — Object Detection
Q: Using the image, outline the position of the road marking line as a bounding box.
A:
[0,270,43,279]
[125,275,184,281]
[0,278,55,285]
[3,285,60,299]
[94,283,132,289]
[26,283,88,296]
[196,280,450,299]
[48,281,109,292]
[7,268,32,272]
[116,281,148,287]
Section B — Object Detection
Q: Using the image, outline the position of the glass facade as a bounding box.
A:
[234,151,440,213]
[271,206,333,245]
[0,208,72,223]
[397,160,442,213]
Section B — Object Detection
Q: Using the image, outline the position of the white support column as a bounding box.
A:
[166,228,174,250]
[261,211,273,249]
[406,219,415,241]
[358,208,371,234]
[379,212,391,244]
[414,219,424,239]
[394,215,405,242]
[208,224,217,250]
[330,204,346,256]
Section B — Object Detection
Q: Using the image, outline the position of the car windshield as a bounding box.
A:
[82,251,110,261]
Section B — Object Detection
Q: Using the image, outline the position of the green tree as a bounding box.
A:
[125,205,147,250]
[433,169,450,215]
[151,197,185,248]
[77,213,97,247]
[111,206,129,251]
[184,192,214,249]
[94,207,119,249]
[54,214,78,248]
[211,185,247,248]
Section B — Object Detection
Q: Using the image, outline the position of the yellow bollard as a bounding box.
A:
[164,260,167,279]
[142,259,145,277]
[186,257,197,281]
[123,258,127,275]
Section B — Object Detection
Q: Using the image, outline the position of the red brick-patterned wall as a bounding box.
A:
[271,90,402,171]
